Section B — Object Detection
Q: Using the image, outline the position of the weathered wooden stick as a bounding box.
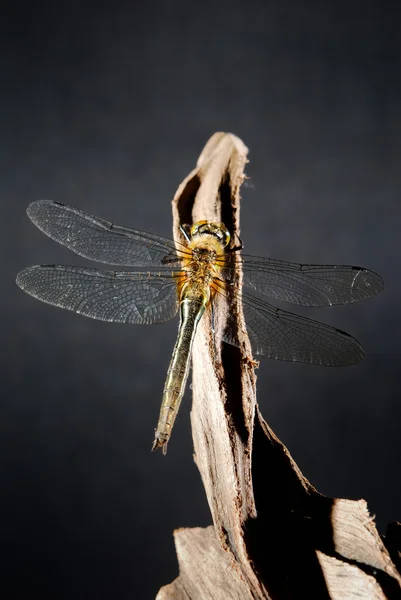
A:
[156,132,401,599]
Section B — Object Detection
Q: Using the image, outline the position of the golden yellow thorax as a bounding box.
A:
[178,221,231,304]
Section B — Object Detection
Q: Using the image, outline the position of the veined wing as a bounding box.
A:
[16,265,180,324]
[218,255,384,307]
[26,200,188,267]
[223,291,364,366]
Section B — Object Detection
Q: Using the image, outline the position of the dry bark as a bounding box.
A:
[155,132,401,599]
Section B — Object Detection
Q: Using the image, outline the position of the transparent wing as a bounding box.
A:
[16,265,180,324]
[218,255,384,306]
[26,200,187,267]
[223,291,364,366]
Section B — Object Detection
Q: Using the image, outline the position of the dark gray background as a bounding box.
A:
[1,1,400,598]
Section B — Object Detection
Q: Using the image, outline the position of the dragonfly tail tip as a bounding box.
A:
[151,437,169,455]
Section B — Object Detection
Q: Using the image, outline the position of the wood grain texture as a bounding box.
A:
[156,133,401,599]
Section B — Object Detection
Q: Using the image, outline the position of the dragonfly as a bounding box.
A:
[16,200,384,454]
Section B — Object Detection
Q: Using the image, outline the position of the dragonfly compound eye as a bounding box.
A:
[191,221,231,247]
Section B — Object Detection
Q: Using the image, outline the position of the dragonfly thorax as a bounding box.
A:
[185,247,218,286]
[191,245,217,263]
[178,232,225,306]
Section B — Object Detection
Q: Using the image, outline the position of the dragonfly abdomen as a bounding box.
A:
[152,289,208,455]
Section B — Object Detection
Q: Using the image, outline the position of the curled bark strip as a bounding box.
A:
[156,133,400,599]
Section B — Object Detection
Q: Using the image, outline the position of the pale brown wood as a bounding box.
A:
[156,133,401,599]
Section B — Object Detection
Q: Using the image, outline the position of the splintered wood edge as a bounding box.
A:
[317,552,388,600]
[331,499,401,581]
[156,527,255,600]
[155,132,401,600]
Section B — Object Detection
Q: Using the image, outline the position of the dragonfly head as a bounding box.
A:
[190,221,231,248]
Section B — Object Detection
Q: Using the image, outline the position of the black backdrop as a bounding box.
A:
[1,1,400,598]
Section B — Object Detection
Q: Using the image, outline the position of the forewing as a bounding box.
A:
[16,266,180,324]
[219,255,384,306]
[26,200,185,267]
[223,291,364,366]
